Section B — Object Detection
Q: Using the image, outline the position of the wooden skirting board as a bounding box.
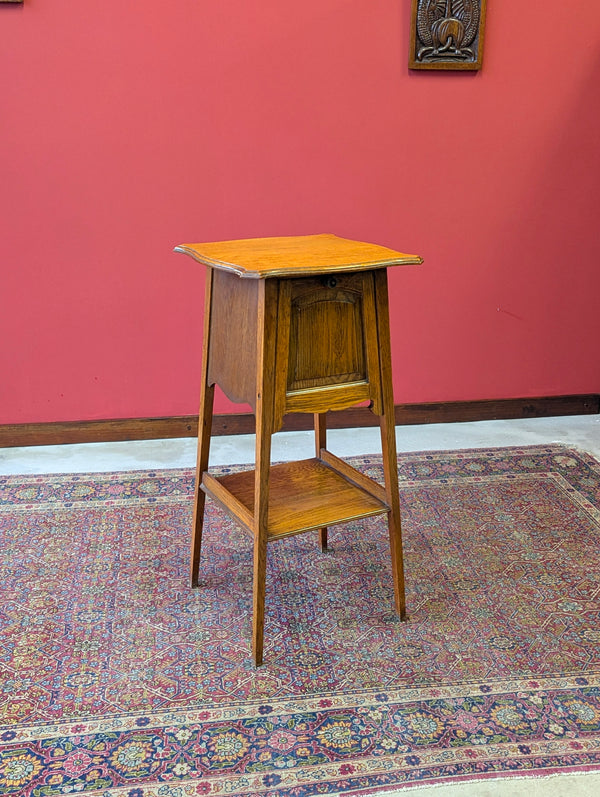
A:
[1,395,598,448]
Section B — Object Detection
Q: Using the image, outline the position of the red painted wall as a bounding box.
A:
[2,1,599,424]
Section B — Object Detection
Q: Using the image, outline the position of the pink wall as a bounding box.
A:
[2,0,600,424]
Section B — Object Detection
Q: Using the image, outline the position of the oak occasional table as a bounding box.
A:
[175,234,423,666]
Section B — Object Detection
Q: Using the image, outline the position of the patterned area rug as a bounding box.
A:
[2,444,600,796]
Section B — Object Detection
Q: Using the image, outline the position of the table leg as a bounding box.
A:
[374,270,407,620]
[252,279,278,666]
[191,270,215,589]
[315,412,328,551]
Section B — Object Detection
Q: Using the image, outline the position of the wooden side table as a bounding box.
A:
[175,234,422,665]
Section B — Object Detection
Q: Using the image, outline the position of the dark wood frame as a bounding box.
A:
[409,0,487,71]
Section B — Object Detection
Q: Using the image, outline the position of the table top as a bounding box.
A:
[174,234,422,278]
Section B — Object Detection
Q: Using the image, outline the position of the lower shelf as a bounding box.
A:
[202,457,389,539]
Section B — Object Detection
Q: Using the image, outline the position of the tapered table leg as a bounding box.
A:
[252,280,278,666]
[374,270,407,620]
[191,270,215,589]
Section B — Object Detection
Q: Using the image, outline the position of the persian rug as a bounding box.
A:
[2,444,600,797]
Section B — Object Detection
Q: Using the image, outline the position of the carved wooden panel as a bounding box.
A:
[409,0,487,71]
[286,274,367,393]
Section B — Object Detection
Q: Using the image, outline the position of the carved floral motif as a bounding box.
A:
[410,0,486,71]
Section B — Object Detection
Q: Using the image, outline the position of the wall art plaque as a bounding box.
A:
[409,0,487,71]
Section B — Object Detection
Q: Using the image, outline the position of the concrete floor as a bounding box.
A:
[2,414,600,475]
[2,415,600,795]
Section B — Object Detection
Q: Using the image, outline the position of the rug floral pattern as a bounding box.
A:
[1,445,600,795]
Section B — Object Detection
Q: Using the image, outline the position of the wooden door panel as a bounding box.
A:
[287,274,367,392]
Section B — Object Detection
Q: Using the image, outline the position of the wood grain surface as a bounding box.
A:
[175,234,422,278]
